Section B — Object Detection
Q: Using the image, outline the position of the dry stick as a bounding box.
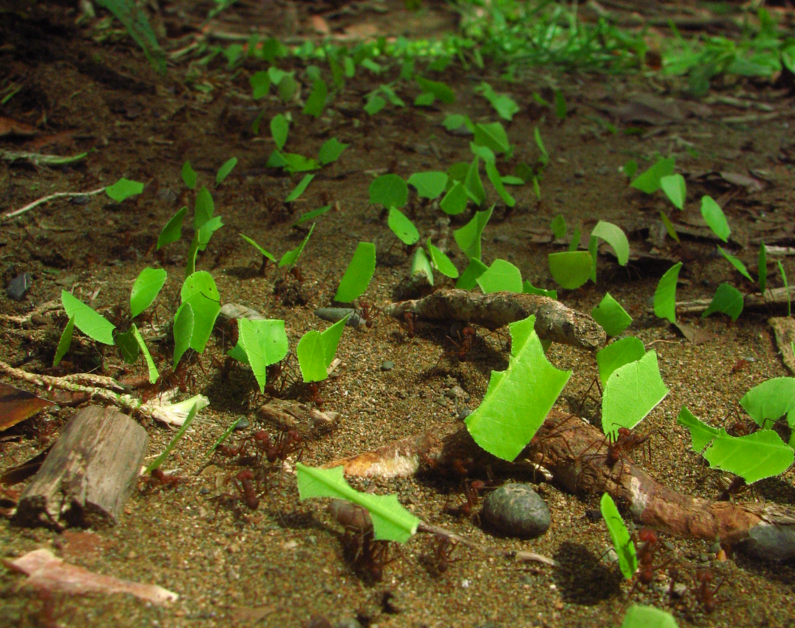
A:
[326,410,795,562]
[2,187,105,220]
[382,289,606,351]
[654,286,795,316]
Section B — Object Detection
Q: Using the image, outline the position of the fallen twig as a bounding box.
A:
[654,286,795,316]
[3,187,104,221]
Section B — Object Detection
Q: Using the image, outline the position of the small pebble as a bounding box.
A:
[7,272,32,300]
[482,483,550,538]
[70,195,90,205]
[381,360,394,371]
[233,418,250,431]
[335,619,362,628]
[457,407,472,420]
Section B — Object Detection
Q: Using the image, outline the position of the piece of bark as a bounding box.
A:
[257,398,339,438]
[15,406,147,530]
[382,289,606,351]
[326,410,795,561]
[656,286,795,316]
[768,316,795,375]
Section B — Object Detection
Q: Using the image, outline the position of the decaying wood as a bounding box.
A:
[257,398,339,437]
[15,407,147,530]
[658,286,795,316]
[326,410,795,562]
[769,316,795,375]
[382,289,606,351]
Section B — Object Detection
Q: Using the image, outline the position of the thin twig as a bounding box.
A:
[3,187,105,220]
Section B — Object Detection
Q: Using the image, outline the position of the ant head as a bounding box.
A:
[697,569,713,583]
[470,480,486,491]
[638,528,657,543]
[617,427,631,437]
[237,470,254,481]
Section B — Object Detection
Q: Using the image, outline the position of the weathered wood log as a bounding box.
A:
[257,398,339,437]
[325,410,795,561]
[15,406,147,530]
[382,289,606,351]
[651,285,795,316]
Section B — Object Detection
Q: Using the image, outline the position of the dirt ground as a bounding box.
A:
[1,1,795,627]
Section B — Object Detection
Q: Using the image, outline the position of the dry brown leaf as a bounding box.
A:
[673,322,715,345]
[0,116,37,137]
[719,171,764,192]
[310,15,331,35]
[0,382,54,432]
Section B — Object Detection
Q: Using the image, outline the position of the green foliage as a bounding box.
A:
[388,208,420,245]
[660,174,686,210]
[181,161,198,190]
[53,315,75,367]
[548,251,592,290]
[739,377,795,429]
[144,402,200,474]
[702,282,743,322]
[408,172,448,200]
[621,605,679,628]
[240,234,276,263]
[296,464,419,543]
[550,215,566,240]
[701,196,730,242]
[370,174,408,209]
[658,211,680,243]
[759,243,767,293]
[285,174,315,203]
[216,157,237,185]
[676,407,725,453]
[295,205,332,226]
[318,138,348,165]
[364,94,386,115]
[485,161,516,207]
[465,316,571,461]
[95,0,165,73]
[602,350,668,437]
[534,128,549,167]
[132,324,158,383]
[335,242,376,303]
[279,224,315,268]
[271,114,290,150]
[130,267,167,318]
[600,493,637,581]
[522,281,556,299]
[106,178,144,202]
[250,71,270,99]
[443,114,474,133]
[180,272,221,353]
[427,241,458,279]
[778,260,791,316]
[717,246,752,281]
[303,79,328,117]
[454,207,493,260]
[475,82,519,121]
[194,187,215,232]
[238,319,290,393]
[622,160,638,179]
[554,90,567,120]
[440,181,468,215]
[596,336,645,385]
[411,248,433,285]
[61,291,115,345]
[415,76,455,104]
[456,257,488,290]
[476,259,522,293]
[158,207,187,250]
[591,293,632,337]
[653,262,682,324]
[474,122,511,155]
[464,157,487,206]
[115,327,138,364]
[591,221,629,266]
[172,303,194,368]
[630,158,675,194]
[296,317,347,383]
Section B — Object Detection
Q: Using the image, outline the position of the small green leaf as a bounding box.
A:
[759,242,767,293]
[197,216,224,251]
[194,186,214,230]
[591,293,632,337]
[250,71,271,99]
[658,211,680,243]
[440,181,468,216]
[335,242,376,303]
[157,206,187,250]
[464,158,486,206]
[131,324,158,383]
[388,208,420,245]
[704,430,794,484]
[465,316,571,461]
[180,271,221,353]
[321,316,347,367]
[485,162,515,207]
[443,114,473,132]
[181,161,197,189]
[717,246,752,281]
[408,172,448,200]
[414,92,435,107]
[297,464,420,543]
[591,221,629,266]
[701,196,730,242]
[297,331,328,383]
[303,79,328,117]
[240,234,276,262]
[569,228,581,252]
[660,174,686,210]
[144,402,200,474]
[522,281,556,299]
[278,74,297,102]
[370,174,408,209]
[622,160,638,179]
[739,377,795,429]
[281,152,320,173]
[653,262,682,324]
[61,291,115,345]
[130,267,167,318]
[318,138,348,165]
[476,259,522,293]
[271,114,289,150]
[115,328,138,364]
[416,76,454,104]
[588,236,598,284]
[216,157,237,185]
[364,94,386,115]
[106,178,144,202]
[548,251,593,290]
[427,241,458,279]
[53,315,75,367]
[602,350,669,437]
[554,90,567,120]
[473,122,511,155]
[285,174,315,203]
[676,406,725,453]
[172,303,194,368]
[630,158,675,194]
[621,605,679,628]
[534,128,549,166]
[702,282,744,322]
[779,260,791,317]
[238,319,290,393]
[469,142,496,165]
[279,224,315,268]
[596,336,645,385]
[454,207,493,260]
[294,205,332,226]
[456,257,488,290]
[550,215,566,239]
[601,493,637,580]
[411,247,433,286]
[476,82,519,121]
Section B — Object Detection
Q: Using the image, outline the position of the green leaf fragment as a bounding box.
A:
[473,122,511,155]
[701,196,730,242]
[717,246,752,281]
[61,291,115,345]
[464,158,486,206]
[600,493,637,581]
[279,224,314,268]
[522,281,556,299]
[250,71,271,99]
[238,319,289,393]
[416,77,454,104]
[591,221,630,266]
[387,208,420,245]
[285,174,315,203]
[318,138,348,165]
[53,315,75,367]
[440,181,468,215]
[271,114,289,150]
[630,158,675,194]
[465,316,571,461]
[550,215,566,240]
[454,207,492,260]
[596,336,645,385]
[321,316,347,367]
[621,605,679,628]
[115,327,139,365]
[703,430,794,484]
[427,241,458,279]
[181,161,197,189]
[157,206,187,250]
[297,331,327,382]
[456,257,488,291]
[485,161,515,207]
[130,267,167,319]
[653,262,682,324]
[676,406,725,453]
[303,79,328,117]
[660,174,686,210]
[591,293,632,337]
[180,271,221,353]
[739,377,795,429]
[411,248,433,286]
[702,282,744,321]
[295,205,332,226]
[194,186,214,230]
[216,157,237,185]
[106,178,144,202]
[364,94,386,115]
[476,259,522,293]
[172,303,194,369]
[548,251,592,290]
[370,174,408,209]
[240,234,275,262]
[335,242,376,303]
[132,324,158,383]
[296,464,419,543]
[408,172,448,200]
[145,401,202,473]
[658,211,680,243]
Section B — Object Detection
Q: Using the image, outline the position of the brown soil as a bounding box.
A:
[1,2,794,627]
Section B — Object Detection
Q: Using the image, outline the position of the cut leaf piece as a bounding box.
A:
[602,350,669,437]
[600,493,637,580]
[279,224,314,268]
[739,377,795,429]
[387,208,419,245]
[464,158,486,206]
[596,337,645,385]
[717,246,752,281]
[61,291,115,345]
[456,257,488,290]
[485,161,515,207]
[238,319,289,393]
[408,172,448,200]
[630,158,675,194]
[271,114,289,149]
[702,282,743,322]
[321,316,347,367]
[130,268,167,318]
[473,122,511,155]
[335,242,376,303]
[676,406,725,453]
[440,181,468,215]
[427,241,458,279]
[621,605,679,628]
[591,221,629,266]
[285,174,315,203]
[318,138,348,165]
[172,303,194,368]
[53,315,75,367]
[105,178,144,202]
[216,157,237,184]
[180,272,221,353]
[181,161,197,190]
[411,248,433,286]
[703,430,794,484]
[370,174,408,209]
[550,215,566,240]
[296,331,327,382]
[660,174,686,210]
[658,211,680,243]
[131,325,158,383]
[415,77,455,104]
[591,293,632,337]
[296,464,419,543]
[240,234,276,262]
[465,316,571,461]
[157,206,187,250]
[653,262,682,324]
[548,251,593,290]
[303,79,328,117]
[522,281,556,299]
[701,196,730,242]
[115,328,138,364]
[476,259,522,293]
[454,207,493,260]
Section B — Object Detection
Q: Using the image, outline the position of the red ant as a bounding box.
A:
[141,468,184,493]
[329,499,393,581]
[402,311,416,338]
[248,428,304,466]
[140,357,197,403]
[450,326,476,362]
[429,533,457,574]
[230,469,260,510]
[716,476,746,502]
[694,569,723,613]
[606,427,652,468]
[306,381,324,409]
[635,528,661,586]
[358,301,380,329]
[444,479,487,520]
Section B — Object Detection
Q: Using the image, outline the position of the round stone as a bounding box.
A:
[482,483,550,538]
[380,360,394,371]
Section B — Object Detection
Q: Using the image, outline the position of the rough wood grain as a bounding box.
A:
[15,406,147,530]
